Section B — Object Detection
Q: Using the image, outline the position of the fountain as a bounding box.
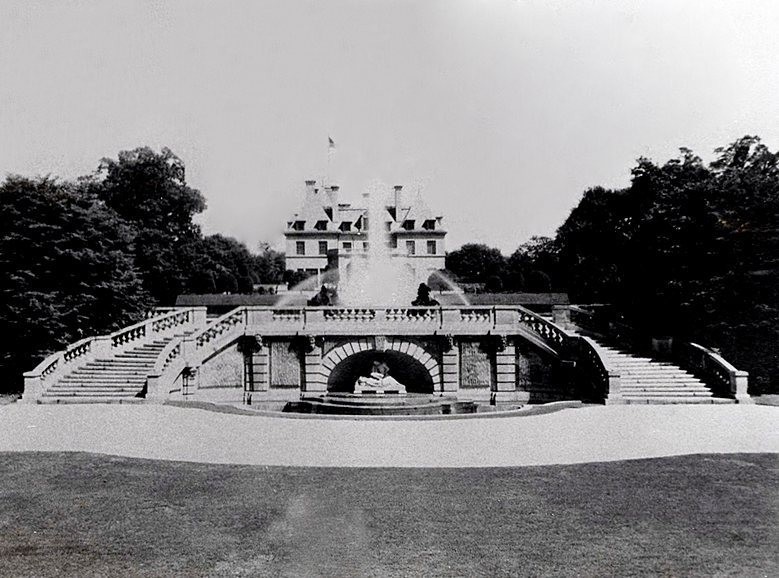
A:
[337,181,416,306]
[281,182,478,415]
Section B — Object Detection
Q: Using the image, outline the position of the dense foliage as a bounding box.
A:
[0,176,151,392]
[556,137,778,393]
[446,137,778,392]
[0,148,286,392]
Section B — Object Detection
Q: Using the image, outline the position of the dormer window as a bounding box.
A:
[402,220,415,230]
[314,220,328,231]
[293,220,305,231]
[339,221,352,232]
[422,219,436,230]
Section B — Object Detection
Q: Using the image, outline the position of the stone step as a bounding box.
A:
[620,373,703,383]
[621,391,713,398]
[619,381,705,389]
[620,389,712,395]
[37,396,144,404]
[60,377,146,383]
[46,388,142,394]
[622,397,733,405]
[42,390,140,397]
[602,359,675,366]
[67,369,149,375]
[60,374,146,380]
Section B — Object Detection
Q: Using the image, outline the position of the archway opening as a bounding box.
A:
[327,349,435,394]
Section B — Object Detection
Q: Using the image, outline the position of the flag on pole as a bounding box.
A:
[328,136,335,149]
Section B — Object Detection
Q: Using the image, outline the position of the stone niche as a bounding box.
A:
[269,340,303,388]
[459,340,494,389]
[197,345,243,388]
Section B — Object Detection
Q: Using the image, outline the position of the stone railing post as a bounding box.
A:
[552,305,571,329]
[180,336,197,366]
[22,374,43,404]
[92,336,112,359]
[731,370,752,404]
[604,370,623,405]
[192,307,208,327]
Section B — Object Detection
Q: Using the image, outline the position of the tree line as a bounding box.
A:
[445,136,778,393]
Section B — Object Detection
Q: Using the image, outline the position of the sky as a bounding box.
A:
[1,0,778,253]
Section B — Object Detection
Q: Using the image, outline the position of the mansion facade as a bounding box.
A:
[284,180,446,283]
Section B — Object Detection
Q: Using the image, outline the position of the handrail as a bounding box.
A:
[24,336,94,379]
[577,335,622,404]
[675,342,751,402]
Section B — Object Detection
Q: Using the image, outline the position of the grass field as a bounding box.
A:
[0,452,776,577]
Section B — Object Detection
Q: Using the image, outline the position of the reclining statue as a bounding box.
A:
[355,359,406,393]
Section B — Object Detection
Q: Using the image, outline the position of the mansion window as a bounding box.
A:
[406,240,416,256]
[342,242,352,252]
[427,240,437,255]
[385,222,392,231]
[363,241,369,251]
[296,241,305,255]
[318,241,328,255]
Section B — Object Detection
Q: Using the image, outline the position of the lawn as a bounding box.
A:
[0,452,776,577]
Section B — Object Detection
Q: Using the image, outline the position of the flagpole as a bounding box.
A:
[326,136,335,186]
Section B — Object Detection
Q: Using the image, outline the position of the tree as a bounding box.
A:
[445,244,506,284]
[555,136,779,393]
[88,147,207,304]
[507,236,560,291]
[0,176,151,392]
[254,242,286,284]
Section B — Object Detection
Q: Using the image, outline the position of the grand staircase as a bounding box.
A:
[24,308,208,405]
[38,339,172,404]
[589,340,734,404]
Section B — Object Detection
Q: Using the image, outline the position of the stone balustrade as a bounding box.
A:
[676,342,751,403]
[577,336,622,404]
[23,307,207,403]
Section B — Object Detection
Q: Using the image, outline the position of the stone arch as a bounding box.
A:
[318,338,440,393]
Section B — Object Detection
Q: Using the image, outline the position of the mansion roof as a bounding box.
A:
[286,181,445,235]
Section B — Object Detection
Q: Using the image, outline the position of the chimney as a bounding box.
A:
[328,185,340,221]
[304,179,317,206]
[393,185,403,215]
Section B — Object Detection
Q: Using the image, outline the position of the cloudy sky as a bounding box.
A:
[1,0,778,252]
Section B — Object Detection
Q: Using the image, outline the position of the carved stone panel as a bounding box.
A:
[198,345,243,388]
[459,340,493,388]
[270,340,302,388]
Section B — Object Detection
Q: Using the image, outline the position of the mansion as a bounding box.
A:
[284,180,446,283]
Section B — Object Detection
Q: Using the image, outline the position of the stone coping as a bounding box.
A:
[163,399,584,421]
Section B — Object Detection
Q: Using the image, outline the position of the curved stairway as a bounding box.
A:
[38,338,173,403]
[590,341,734,404]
